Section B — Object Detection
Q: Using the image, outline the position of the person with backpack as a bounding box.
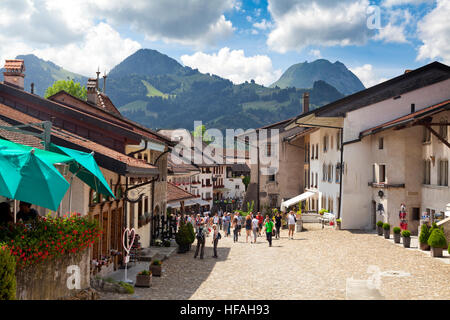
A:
[245,214,252,243]
[194,219,207,259]
[212,224,221,258]
[257,212,264,236]
[275,212,282,239]
[232,215,239,243]
[251,214,259,244]
[264,216,275,247]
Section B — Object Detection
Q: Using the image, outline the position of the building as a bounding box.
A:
[287,61,450,234]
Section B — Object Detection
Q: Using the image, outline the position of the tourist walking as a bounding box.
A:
[264,216,275,247]
[212,224,221,258]
[194,219,207,259]
[287,211,296,239]
[245,214,252,243]
[275,212,282,239]
[236,212,242,236]
[251,214,259,243]
[256,212,264,236]
[232,215,239,243]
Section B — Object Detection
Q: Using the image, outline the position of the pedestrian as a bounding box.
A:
[212,224,221,258]
[236,212,242,236]
[232,215,239,243]
[256,212,264,236]
[227,213,231,236]
[245,214,252,243]
[275,212,282,239]
[16,201,39,222]
[194,219,207,259]
[251,214,259,243]
[264,216,274,247]
[287,211,296,239]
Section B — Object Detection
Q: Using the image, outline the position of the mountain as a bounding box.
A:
[271,59,365,95]
[2,54,88,96]
[106,49,346,130]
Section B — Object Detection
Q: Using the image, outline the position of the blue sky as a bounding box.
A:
[0,0,448,89]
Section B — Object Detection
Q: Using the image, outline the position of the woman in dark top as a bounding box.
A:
[275,213,282,239]
[245,214,252,243]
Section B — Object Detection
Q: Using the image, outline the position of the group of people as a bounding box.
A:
[0,201,39,226]
[178,210,299,259]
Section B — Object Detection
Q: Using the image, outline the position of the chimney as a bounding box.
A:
[102,71,107,94]
[303,92,310,113]
[30,82,34,94]
[3,59,25,90]
[404,69,412,74]
[86,78,98,105]
[411,103,415,114]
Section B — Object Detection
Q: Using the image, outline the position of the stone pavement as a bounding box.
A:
[99,224,450,300]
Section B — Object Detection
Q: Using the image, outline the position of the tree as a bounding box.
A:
[192,125,213,144]
[44,79,87,100]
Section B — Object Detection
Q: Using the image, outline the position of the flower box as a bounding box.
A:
[135,272,152,287]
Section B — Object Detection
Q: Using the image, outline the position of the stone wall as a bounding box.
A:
[16,249,90,300]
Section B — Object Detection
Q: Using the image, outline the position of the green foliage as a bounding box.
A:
[382,223,390,230]
[419,224,430,244]
[401,230,411,237]
[175,221,195,246]
[138,270,151,276]
[44,79,87,100]
[376,221,384,227]
[427,229,448,248]
[319,209,328,215]
[186,222,195,244]
[192,125,213,144]
[242,176,250,190]
[336,219,342,223]
[163,240,171,247]
[152,259,162,266]
[118,281,135,294]
[393,227,401,234]
[0,246,16,300]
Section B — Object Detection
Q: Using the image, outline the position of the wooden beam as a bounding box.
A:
[424,124,450,149]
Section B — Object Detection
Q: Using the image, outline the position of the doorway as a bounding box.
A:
[371,200,377,230]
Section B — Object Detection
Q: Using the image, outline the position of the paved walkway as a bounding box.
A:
[99,225,450,300]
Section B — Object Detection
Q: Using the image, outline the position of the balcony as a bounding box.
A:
[368,182,405,188]
[214,184,225,189]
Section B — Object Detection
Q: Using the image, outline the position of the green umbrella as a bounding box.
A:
[50,144,115,200]
[0,141,72,211]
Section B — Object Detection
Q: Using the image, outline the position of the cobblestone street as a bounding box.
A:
[100,225,450,300]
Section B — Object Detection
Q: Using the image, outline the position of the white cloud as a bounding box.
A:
[253,19,273,31]
[267,0,374,53]
[382,0,433,7]
[373,9,412,43]
[350,64,388,88]
[416,0,450,64]
[309,49,322,58]
[180,47,282,86]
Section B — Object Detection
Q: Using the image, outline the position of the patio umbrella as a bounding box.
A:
[49,144,115,212]
[0,141,72,211]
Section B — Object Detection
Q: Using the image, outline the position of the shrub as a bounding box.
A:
[401,230,411,237]
[427,229,448,248]
[319,209,328,215]
[393,227,401,234]
[0,245,16,300]
[118,281,134,294]
[163,240,171,247]
[175,221,194,246]
[152,259,162,266]
[418,224,430,244]
[186,222,195,244]
[376,221,384,227]
[382,223,390,230]
[138,270,151,276]
[336,219,342,223]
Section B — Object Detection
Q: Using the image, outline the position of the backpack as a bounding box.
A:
[217,232,222,240]
[197,228,205,241]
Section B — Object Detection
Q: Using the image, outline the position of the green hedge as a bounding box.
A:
[419,224,430,244]
[382,223,390,230]
[427,229,447,248]
[393,227,401,234]
[0,246,16,300]
[376,221,384,227]
[401,230,411,237]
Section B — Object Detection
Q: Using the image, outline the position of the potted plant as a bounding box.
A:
[427,228,448,258]
[135,270,152,287]
[335,218,341,230]
[150,259,162,277]
[418,224,430,251]
[319,209,328,216]
[376,221,384,236]
[401,230,411,248]
[382,223,390,239]
[144,212,151,224]
[393,227,401,243]
[175,221,194,253]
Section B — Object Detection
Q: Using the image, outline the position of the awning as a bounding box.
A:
[167,198,210,209]
[285,113,344,130]
[281,191,316,212]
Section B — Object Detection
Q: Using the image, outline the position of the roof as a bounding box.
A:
[360,99,450,137]
[228,163,250,173]
[0,117,43,149]
[167,153,200,174]
[4,59,25,72]
[290,61,450,122]
[0,102,158,175]
[97,92,122,116]
[166,182,197,203]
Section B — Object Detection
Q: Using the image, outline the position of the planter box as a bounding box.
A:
[393,233,401,243]
[419,242,430,251]
[383,229,390,239]
[402,237,411,248]
[150,264,162,277]
[335,223,341,230]
[177,243,190,253]
[135,274,152,287]
[430,247,443,257]
[377,226,383,236]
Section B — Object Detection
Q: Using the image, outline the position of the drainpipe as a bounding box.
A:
[127,140,148,158]
[338,128,344,220]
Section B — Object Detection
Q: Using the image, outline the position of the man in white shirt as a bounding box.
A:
[287,211,296,239]
[251,215,259,243]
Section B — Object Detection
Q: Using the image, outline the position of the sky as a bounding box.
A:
[0,0,448,89]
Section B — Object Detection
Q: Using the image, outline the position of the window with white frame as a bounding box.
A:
[328,164,333,182]
[315,173,318,188]
[322,163,327,181]
[424,160,431,184]
[439,118,448,140]
[336,163,341,183]
[336,131,341,150]
[315,144,319,159]
[438,159,448,186]
[323,135,328,153]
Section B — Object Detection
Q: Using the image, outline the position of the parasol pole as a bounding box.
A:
[69,166,83,214]
[13,200,17,223]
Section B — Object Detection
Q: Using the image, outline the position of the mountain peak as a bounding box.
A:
[271,58,365,95]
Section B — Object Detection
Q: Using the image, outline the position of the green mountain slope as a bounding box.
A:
[106,49,346,131]
[271,59,365,95]
[9,54,88,96]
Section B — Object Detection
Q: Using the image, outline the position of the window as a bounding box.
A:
[336,163,341,183]
[268,174,276,182]
[267,142,272,157]
[328,164,333,182]
[423,127,431,143]
[379,165,386,183]
[311,172,314,188]
[315,173,318,188]
[235,185,239,189]
[322,163,327,181]
[311,143,314,160]
[323,136,328,153]
[378,137,384,150]
[412,208,420,220]
[336,131,341,150]
[144,196,149,213]
[439,118,448,140]
[424,160,431,184]
[438,160,448,186]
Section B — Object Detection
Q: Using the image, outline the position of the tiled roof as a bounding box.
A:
[4,59,25,71]
[167,182,197,203]
[97,92,122,116]
[360,99,450,136]
[167,153,199,174]
[0,102,156,170]
[0,117,43,149]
